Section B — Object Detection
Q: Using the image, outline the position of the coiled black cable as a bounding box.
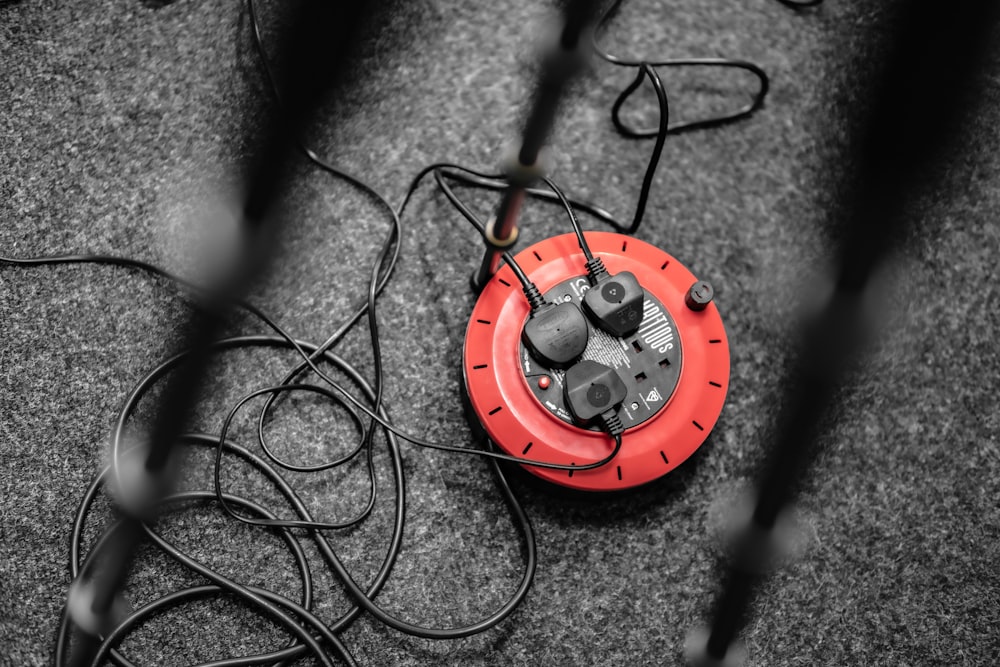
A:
[10,160,618,664]
[4,0,795,663]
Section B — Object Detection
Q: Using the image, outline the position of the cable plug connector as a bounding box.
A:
[582,265,645,338]
[521,299,590,369]
[563,359,627,426]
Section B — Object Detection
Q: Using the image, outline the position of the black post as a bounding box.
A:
[688,1,1000,664]
[62,4,383,666]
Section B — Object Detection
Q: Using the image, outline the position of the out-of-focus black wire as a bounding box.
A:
[774,0,822,8]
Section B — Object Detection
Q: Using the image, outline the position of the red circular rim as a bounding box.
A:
[463,231,730,491]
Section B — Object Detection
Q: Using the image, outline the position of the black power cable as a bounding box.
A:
[4,160,622,667]
[424,2,772,238]
[593,0,770,235]
[25,3,607,664]
[774,0,823,8]
[2,1,790,664]
[0,127,633,661]
[692,0,999,661]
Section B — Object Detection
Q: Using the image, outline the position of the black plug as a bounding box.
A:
[563,359,627,428]
[582,258,645,337]
[521,284,589,369]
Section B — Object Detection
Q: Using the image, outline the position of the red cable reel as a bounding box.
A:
[463,231,730,492]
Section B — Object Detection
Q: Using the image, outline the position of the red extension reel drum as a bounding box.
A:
[463,231,730,492]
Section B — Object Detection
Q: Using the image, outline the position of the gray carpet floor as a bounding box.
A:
[2,0,998,665]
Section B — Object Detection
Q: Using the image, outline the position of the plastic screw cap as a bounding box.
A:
[686,280,714,311]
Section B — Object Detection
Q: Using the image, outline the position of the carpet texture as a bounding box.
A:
[2,0,998,665]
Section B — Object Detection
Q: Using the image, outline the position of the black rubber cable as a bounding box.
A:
[12,0,786,661]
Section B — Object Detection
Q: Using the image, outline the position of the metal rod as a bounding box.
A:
[471,0,599,291]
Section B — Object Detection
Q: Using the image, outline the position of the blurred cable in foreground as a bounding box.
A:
[686,1,1000,665]
[59,5,383,667]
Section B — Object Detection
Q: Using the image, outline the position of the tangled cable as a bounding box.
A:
[0,0,805,664]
